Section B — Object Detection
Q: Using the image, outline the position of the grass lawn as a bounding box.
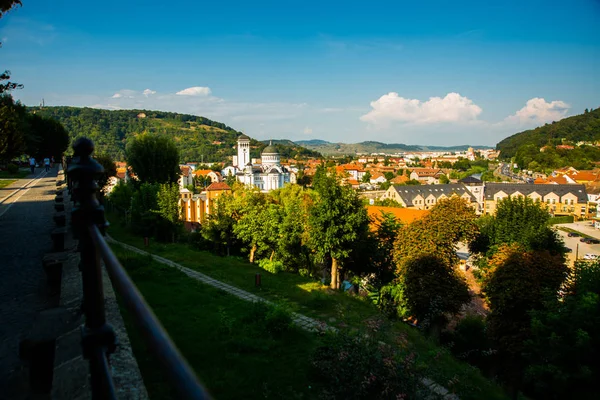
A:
[107,212,508,400]
[0,169,30,179]
[0,179,17,189]
[112,246,320,400]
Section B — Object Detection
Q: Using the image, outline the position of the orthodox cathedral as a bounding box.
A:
[224,134,293,191]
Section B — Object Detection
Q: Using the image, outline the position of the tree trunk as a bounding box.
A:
[249,244,257,263]
[269,250,274,261]
[330,257,339,289]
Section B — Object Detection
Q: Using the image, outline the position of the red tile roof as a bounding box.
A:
[206,182,231,191]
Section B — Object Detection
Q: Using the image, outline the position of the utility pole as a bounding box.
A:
[576,243,579,261]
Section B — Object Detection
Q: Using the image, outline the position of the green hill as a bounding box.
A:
[294,140,489,156]
[29,106,320,163]
[496,108,600,159]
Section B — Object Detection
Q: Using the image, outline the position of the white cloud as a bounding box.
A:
[143,89,156,97]
[505,98,569,125]
[303,127,313,135]
[176,86,211,96]
[111,89,136,99]
[360,92,482,125]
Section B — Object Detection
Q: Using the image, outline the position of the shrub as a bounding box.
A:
[188,231,210,251]
[243,301,293,337]
[311,329,420,399]
[6,163,18,174]
[257,259,284,274]
[549,215,574,224]
[442,315,494,370]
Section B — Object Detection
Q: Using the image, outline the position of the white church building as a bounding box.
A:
[223,134,293,192]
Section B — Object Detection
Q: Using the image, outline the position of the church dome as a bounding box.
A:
[262,141,278,155]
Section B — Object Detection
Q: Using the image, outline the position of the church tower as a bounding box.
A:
[236,134,250,168]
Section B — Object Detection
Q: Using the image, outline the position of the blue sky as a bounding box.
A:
[2,0,599,146]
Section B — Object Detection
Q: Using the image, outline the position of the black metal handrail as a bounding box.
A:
[68,138,212,400]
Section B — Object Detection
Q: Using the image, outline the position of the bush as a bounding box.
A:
[188,231,210,251]
[6,163,18,174]
[257,259,284,274]
[243,301,293,337]
[311,329,420,399]
[442,315,494,370]
[549,215,574,224]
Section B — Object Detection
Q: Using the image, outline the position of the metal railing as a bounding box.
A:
[67,138,212,400]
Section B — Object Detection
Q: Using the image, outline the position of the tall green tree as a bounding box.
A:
[523,260,600,400]
[126,133,180,184]
[26,114,70,160]
[0,94,27,162]
[482,243,568,396]
[308,167,370,289]
[155,183,182,242]
[202,192,239,256]
[269,184,312,272]
[470,196,564,256]
[397,254,470,337]
[233,187,278,263]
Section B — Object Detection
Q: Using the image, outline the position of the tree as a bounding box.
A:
[202,192,239,256]
[126,133,180,184]
[470,196,564,256]
[361,170,372,183]
[270,184,312,272]
[130,183,159,237]
[0,94,27,163]
[108,181,135,218]
[523,259,600,399]
[1,2,24,93]
[233,187,279,263]
[308,167,370,289]
[155,183,182,242]
[482,243,568,395]
[384,171,395,181]
[94,153,117,201]
[438,174,449,184]
[397,255,471,337]
[26,113,70,160]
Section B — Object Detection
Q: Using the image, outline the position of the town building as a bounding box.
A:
[179,182,232,231]
[226,135,293,191]
[483,183,588,218]
[382,183,478,211]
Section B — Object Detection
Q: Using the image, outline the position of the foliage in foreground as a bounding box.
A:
[312,321,424,399]
[523,260,600,399]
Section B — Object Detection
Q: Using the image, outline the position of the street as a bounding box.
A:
[555,222,600,264]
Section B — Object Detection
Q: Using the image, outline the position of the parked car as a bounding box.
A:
[585,238,600,244]
[563,247,573,253]
[568,232,580,237]
[584,253,599,260]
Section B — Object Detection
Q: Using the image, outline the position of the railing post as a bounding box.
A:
[69,138,117,400]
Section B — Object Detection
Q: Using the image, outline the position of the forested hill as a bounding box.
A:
[29,106,321,162]
[496,108,600,159]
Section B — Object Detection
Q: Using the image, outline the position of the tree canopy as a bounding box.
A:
[308,167,370,289]
[126,133,180,184]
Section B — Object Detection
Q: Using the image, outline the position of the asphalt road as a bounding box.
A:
[0,168,56,399]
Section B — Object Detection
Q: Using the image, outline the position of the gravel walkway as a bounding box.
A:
[0,168,56,399]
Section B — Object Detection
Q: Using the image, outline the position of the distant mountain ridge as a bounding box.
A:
[293,139,490,155]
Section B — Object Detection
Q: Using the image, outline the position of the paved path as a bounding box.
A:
[0,167,57,399]
[106,237,329,333]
